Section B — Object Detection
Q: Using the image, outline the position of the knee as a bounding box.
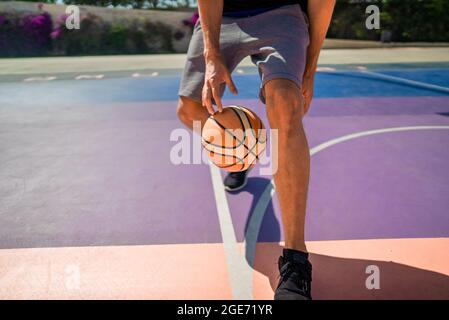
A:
[264,80,304,134]
[177,97,191,124]
[177,96,201,127]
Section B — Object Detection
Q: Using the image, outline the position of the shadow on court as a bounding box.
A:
[238,177,449,300]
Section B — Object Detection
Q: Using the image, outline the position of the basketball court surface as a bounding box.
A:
[0,51,449,299]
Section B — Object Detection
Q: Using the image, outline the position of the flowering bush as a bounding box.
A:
[0,11,53,56]
[0,10,175,57]
[182,11,198,30]
[176,11,198,41]
[22,12,53,53]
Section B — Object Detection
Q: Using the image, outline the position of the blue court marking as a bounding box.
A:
[1,66,448,107]
[225,69,449,100]
[377,69,449,88]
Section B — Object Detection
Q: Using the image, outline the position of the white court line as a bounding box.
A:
[317,67,336,72]
[309,126,449,155]
[208,163,253,300]
[75,74,104,80]
[23,76,56,82]
[132,72,159,77]
[243,125,449,294]
[321,67,449,94]
[357,69,449,94]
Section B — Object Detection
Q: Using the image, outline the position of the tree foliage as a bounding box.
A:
[5,0,449,41]
[58,0,195,9]
[329,0,449,41]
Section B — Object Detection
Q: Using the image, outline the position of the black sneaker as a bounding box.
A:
[274,249,312,300]
[223,169,249,192]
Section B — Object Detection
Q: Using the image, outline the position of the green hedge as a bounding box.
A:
[2,0,448,58]
[53,13,174,55]
[328,0,449,42]
[25,0,193,9]
[0,10,175,57]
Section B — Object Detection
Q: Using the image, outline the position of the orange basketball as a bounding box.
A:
[201,106,267,172]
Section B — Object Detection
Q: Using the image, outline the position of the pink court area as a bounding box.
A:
[1,238,448,300]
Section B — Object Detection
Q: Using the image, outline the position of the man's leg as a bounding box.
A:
[265,79,312,300]
[177,96,209,133]
[264,79,309,253]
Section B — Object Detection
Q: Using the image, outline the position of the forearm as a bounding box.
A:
[304,0,336,78]
[197,0,223,58]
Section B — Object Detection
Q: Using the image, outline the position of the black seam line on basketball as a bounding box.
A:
[234,106,256,166]
[212,116,243,148]
[210,150,245,169]
[222,109,259,159]
[255,145,266,160]
[230,107,249,143]
[204,144,263,163]
[216,161,243,169]
[235,106,258,140]
[255,123,267,144]
[202,136,242,149]
[204,116,244,149]
[214,156,245,168]
[204,117,245,149]
[255,117,267,144]
[248,145,263,167]
[233,107,267,149]
[203,144,246,159]
[208,117,258,159]
[212,111,259,150]
[241,107,267,146]
[235,105,266,145]
[203,145,243,162]
[204,138,261,167]
[247,140,264,161]
[248,155,259,167]
[203,137,263,163]
[231,108,257,158]
[201,140,245,156]
[215,161,240,169]
[204,112,262,159]
[201,137,241,149]
[203,146,246,166]
[202,132,265,150]
[258,118,267,143]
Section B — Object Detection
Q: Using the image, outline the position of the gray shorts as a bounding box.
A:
[178,4,310,104]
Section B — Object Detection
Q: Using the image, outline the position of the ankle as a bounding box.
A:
[284,242,307,253]
[283,248,309,264]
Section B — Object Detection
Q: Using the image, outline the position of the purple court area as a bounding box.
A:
[0,101,221,248]
[0,69,449,249]
[226,97,449,242]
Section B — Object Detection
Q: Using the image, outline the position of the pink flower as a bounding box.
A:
[50,27,61,39]
[57,14,69,26]
[182,12,199,28]
[191,12,199,25]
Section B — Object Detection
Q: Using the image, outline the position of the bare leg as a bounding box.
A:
[177,96,209,132]
[264,79,310,253]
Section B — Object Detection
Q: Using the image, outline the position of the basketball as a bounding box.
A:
[201,106,267,172]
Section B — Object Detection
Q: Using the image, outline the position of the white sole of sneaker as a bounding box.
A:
[224,177,248,192]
